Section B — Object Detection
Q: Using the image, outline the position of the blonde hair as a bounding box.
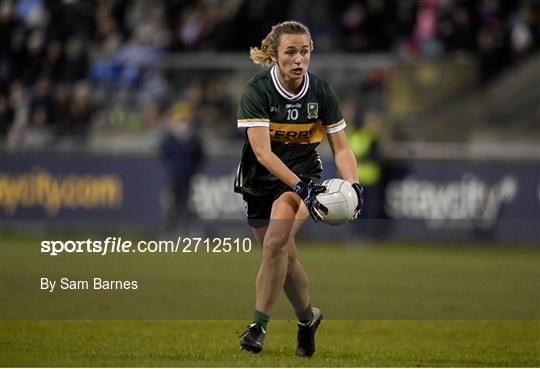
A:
[250,20,314,66]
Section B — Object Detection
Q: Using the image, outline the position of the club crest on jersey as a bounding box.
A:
[307,103,318,119]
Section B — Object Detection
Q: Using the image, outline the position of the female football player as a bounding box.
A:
[235,20,364,357]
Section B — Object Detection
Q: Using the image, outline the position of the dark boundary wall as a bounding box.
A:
[1,152,538,245]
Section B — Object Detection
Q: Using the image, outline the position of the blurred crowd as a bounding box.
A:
[0,0,539,149]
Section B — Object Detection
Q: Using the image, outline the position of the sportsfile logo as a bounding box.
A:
[385,173,518,230]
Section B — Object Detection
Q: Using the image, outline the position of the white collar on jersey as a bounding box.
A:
[270,65,310,101]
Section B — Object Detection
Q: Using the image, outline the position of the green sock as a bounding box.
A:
[295,305,313,324]
[252,309,269,330]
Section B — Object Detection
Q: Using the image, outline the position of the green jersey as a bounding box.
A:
[234,65,346,196]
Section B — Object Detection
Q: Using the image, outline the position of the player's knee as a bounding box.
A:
[273,192,301,213]
[263,231,288,257]
[287,252,298,271]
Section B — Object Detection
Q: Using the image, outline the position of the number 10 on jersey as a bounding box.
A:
[287,108,299,120]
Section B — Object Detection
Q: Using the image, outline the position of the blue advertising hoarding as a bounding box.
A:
[0,152,166,224]
[382,160,539,244]
[1,152,538,244]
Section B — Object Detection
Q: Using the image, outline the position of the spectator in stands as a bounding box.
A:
[511,3,540,59]
[0,0,538,148]
[412,0,443,57]
[43,40,64,82]
[159,102,204,226]
[439,2,478,53]
[25,104,54,148]
[67,81,95,140]
[52,82,72,136]
[21,30,46,86]
[0,94,14,139]
[61,37,89,83]
[0,1,18,61]
[8,81,28,127]
[94,0,124,54]
[30,77,53,128]
[339,2,370,51]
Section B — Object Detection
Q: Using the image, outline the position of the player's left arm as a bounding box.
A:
[320,82,358,184]
[326,130,358,184]
[320,81,364,216]
[327,130,365,217]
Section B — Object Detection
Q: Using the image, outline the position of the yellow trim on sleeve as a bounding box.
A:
[325,119,345,129]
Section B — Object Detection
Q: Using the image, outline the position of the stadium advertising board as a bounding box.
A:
[383,160,539,244]
[1,153,537,244]
[0,153,166,224]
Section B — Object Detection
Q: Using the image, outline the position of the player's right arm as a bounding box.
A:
[247,127,299,188]
[238,85,301,188]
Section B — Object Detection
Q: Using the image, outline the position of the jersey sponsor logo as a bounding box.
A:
[286,103,302,109]
[268,121,324,144]
[307,103,318,119]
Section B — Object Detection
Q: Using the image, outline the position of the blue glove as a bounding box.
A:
[351,183,364,219]
[293,181,328,222]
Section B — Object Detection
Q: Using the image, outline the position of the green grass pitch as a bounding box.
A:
[1,233,539,366]
[1,320,539,367]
